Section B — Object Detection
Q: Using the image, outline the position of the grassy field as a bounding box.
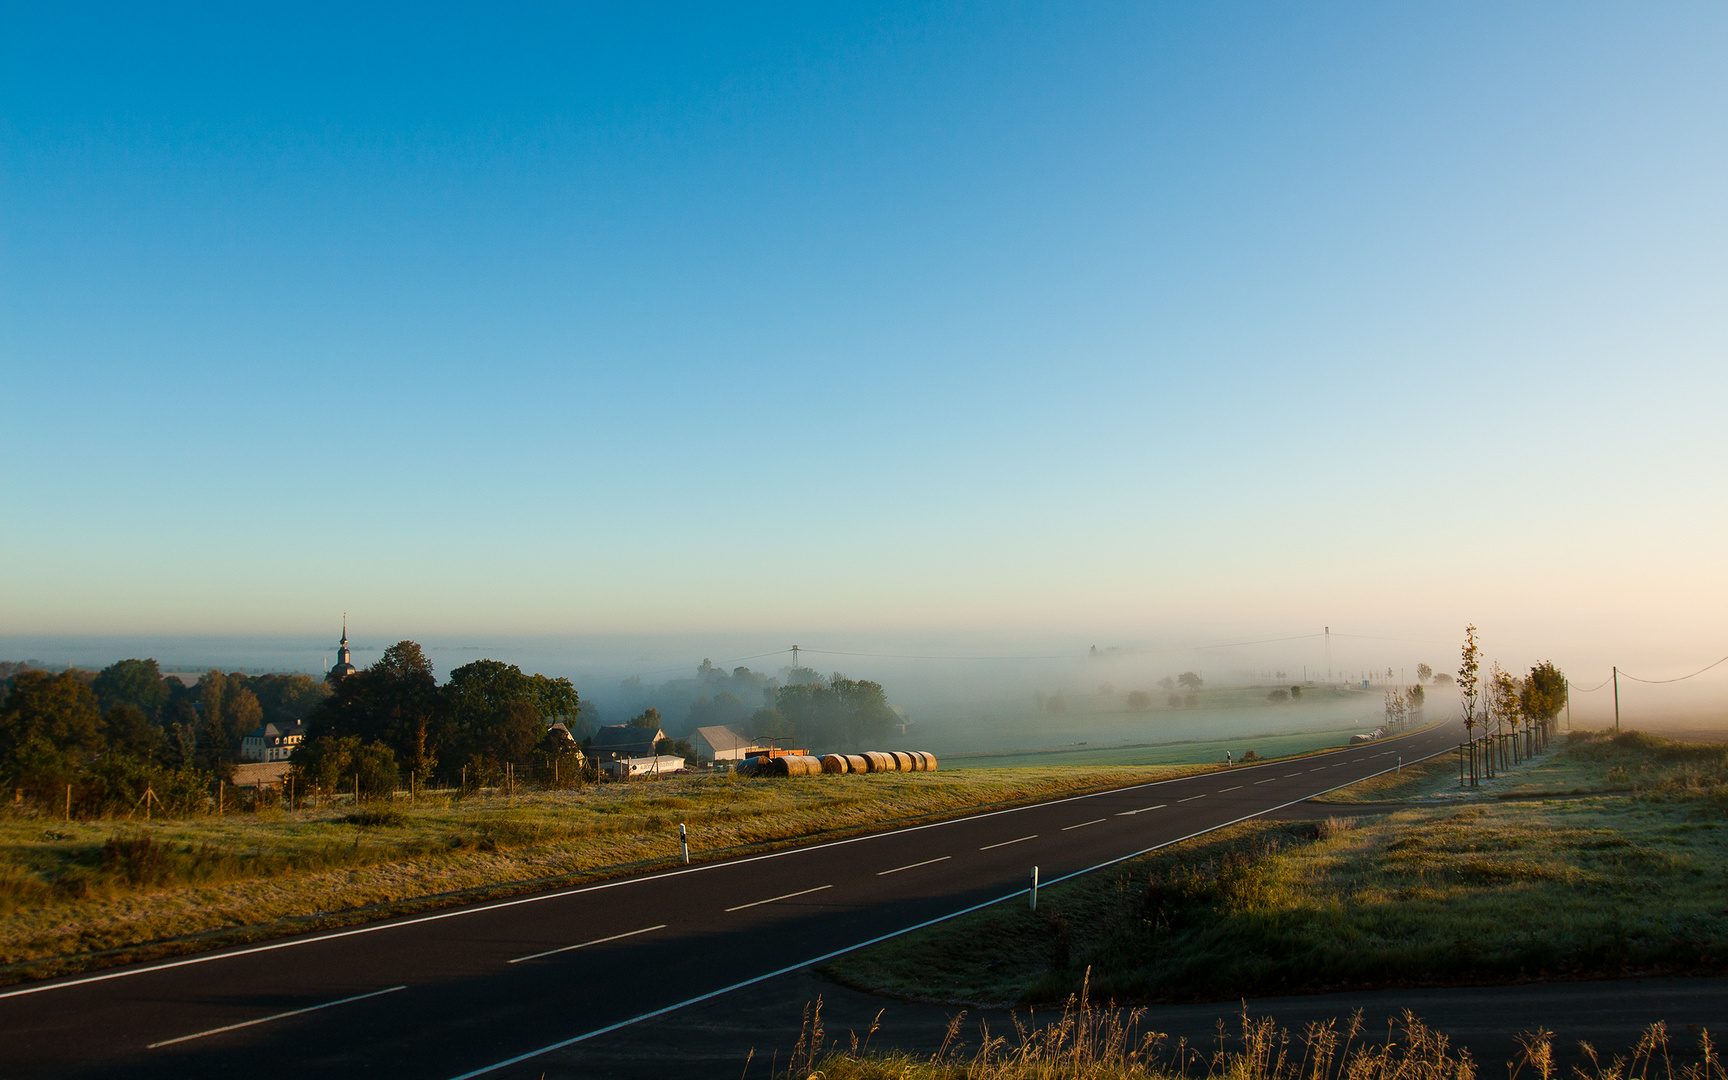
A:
[823,729,1728,1007]
[0,763,1237,983]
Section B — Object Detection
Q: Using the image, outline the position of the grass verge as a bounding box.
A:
[823,729,1728,1006]
[0,763,1221,984]
[775,991,1724,1080]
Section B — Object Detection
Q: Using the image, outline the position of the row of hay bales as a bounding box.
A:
[741,751,938,777]
[821,751,937,774]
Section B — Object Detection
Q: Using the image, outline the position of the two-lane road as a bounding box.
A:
[0,720,1462,1079]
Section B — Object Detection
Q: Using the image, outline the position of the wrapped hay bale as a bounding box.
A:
[820,754,849,774]
[845,754,869,773]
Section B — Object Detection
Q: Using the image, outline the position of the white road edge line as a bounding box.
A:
[508,924,667,964]
[443,736,1462,1080]
[724,885,832,912]
[1060,819,1105,831]
[147,985,405,1049]
[0,722,1454,1003]
[877,856,951,876]
[978,835,1037,850]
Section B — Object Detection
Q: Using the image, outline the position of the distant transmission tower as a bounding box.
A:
[791,644,801,669]
[1325,626,1331,684]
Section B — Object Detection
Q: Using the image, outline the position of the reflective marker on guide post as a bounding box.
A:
[1029,866,1039,911]
[680,823,689,864]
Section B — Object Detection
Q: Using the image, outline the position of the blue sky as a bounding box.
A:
[3,3,1725,675]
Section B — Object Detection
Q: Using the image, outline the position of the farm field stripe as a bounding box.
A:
[508,925,666,964]
[147,986,405,1049]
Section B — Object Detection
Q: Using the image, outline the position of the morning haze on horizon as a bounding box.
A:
[2,5,1723,725]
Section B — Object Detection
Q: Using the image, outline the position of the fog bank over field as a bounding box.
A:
[5,626,1722,754]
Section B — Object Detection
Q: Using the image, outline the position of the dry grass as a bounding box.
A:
[826,730,1728,1006]
[776,987,1727,1080]
[0,764,1205,980]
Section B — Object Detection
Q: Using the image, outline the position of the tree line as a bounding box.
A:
[1455,624,1567,784]
[0,659,328,815]
[292,641,580,794]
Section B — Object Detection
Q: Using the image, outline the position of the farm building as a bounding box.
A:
[589,724,664,760]
[600,755,690,779]
[692,725,762,763]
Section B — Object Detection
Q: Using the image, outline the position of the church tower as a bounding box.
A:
[327,617,357,684]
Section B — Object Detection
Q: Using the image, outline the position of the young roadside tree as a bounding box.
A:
[1416,663,1433,684]
[1489,662,1521,768]
[1520,661,1567,751]
[1457,625,1481,784]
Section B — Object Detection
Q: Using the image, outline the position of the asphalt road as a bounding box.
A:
[0,720,1463,1079]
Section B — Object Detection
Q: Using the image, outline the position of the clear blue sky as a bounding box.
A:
[3,3,1724,674]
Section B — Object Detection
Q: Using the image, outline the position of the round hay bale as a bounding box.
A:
[820,754,849,774]
[890,751,915,771]
[907,751,929,771]
[784,755,823,776]
[845,754,869,773]
[919,752,937,772]
[765,756,790,777]
[864,751,894,772]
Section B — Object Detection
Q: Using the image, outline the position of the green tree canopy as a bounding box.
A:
[0,670,105,785]
[1520,661,1567,723]
[762,674,896,751]
[305,641,440,777]
[93,658,169,718]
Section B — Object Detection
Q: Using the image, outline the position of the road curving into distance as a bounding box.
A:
[0,718,1464,1079]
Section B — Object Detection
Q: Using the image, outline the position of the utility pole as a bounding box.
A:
[1325,627,1331,683]
[1613,666,1620,732]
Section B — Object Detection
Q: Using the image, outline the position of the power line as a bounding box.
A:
[1616,653,1728,684]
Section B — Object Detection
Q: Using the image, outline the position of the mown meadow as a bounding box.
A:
[824,730,1728,1007]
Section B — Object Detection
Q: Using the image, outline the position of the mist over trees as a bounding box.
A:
[617,660,832,737]
[750,674,897,750]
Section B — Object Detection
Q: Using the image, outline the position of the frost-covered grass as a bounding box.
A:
[826,730,1728,1006]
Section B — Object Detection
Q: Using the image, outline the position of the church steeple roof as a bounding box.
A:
[328,615,357,684]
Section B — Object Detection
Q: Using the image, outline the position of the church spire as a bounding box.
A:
[328,615,357,684]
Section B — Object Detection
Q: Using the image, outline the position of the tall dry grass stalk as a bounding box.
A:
[780,974,1723,1080]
